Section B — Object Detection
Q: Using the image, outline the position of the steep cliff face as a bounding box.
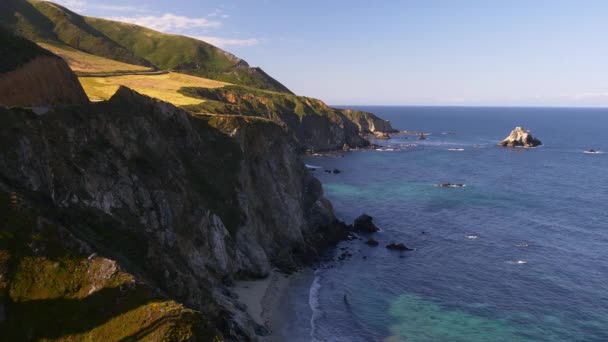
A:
[0,87,341,339]
[0,194,210,341]
[0,28,88,107]
[341,108,397,134]
[180,85,394,151]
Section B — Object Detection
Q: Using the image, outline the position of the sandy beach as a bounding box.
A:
[233,270,292,338]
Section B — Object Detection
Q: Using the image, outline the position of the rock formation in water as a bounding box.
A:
[353,214,380,233]
[498,126,542,147]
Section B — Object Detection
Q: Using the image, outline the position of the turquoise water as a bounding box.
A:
[277,106,608,341]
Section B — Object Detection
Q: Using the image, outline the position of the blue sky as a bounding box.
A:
[53,0,608,106]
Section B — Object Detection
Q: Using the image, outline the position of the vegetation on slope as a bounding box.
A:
[0,0,152,67]
[79,72,229,105]
[0,193,213,341]
[0,0,291,93]
[180,85,344,119]
[38,42,153,74]
[180,85,372,150]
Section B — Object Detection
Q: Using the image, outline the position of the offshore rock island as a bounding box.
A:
[498,126,543,148]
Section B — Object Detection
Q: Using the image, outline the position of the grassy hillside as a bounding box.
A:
[181,85,349,119]
[80,72,229,105]
[0,0,292,93]
[0,0,152,67]
[38,42,153,74]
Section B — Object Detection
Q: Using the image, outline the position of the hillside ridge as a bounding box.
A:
[0,0,292,93]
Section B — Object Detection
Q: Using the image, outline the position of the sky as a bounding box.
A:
[50,0,608,106]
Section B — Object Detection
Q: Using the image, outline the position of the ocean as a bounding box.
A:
[275,106,608,342]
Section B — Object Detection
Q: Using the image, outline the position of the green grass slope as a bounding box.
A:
[0,0,152,67]
[0,0,292,93]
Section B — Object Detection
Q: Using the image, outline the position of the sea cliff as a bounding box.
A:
[0,87,346,340]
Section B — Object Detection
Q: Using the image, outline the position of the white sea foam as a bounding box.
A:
[583,150,604,154]
[515,242,529,247]
[305,164,322,169]
[465,235,479,239]
[309,273,322,342]
[506,260,528,265]
[448,148,465,151]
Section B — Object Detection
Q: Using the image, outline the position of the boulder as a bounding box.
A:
[342,143,351,151]
[386,243,412,251]
[498,127,542,147]
[353,214,379,233]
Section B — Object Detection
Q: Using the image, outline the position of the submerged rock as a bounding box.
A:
[386,243,412,251]
[353,214,380,233]
[436,182,465,188]
[498,127,542,147]
[365,238,379,246]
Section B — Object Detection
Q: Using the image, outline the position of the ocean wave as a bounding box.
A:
[309,272,322,342]
[506,260,528,265]
[465,235,479,239]
[448,148,465,151]
[515,242,529,247]
[583,150,604,154]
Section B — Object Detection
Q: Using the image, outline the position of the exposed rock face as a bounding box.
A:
[341,109,397,134]
[0,87,344,339]
[374,131,391,139]
[0,28,89,108]
[498,127,542,147]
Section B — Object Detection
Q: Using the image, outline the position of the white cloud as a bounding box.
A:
[93,4,150,13]
[43,0,87,12]
[194,36,259,48]
[110,14,221,32]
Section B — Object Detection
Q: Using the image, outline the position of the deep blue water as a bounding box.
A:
[276,106,608,342]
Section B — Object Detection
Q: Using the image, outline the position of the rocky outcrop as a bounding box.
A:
[353,214,380,233]
[0,28,89,108]
[0,87,344,340]
[498,127,542,147]
[340,109,397,134]
[180,86,384,151]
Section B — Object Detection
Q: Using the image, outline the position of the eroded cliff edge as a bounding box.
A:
[0,87,345,340]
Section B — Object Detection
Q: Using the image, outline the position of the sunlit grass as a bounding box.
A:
[79,72,230,106]
[37,42,152,74]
